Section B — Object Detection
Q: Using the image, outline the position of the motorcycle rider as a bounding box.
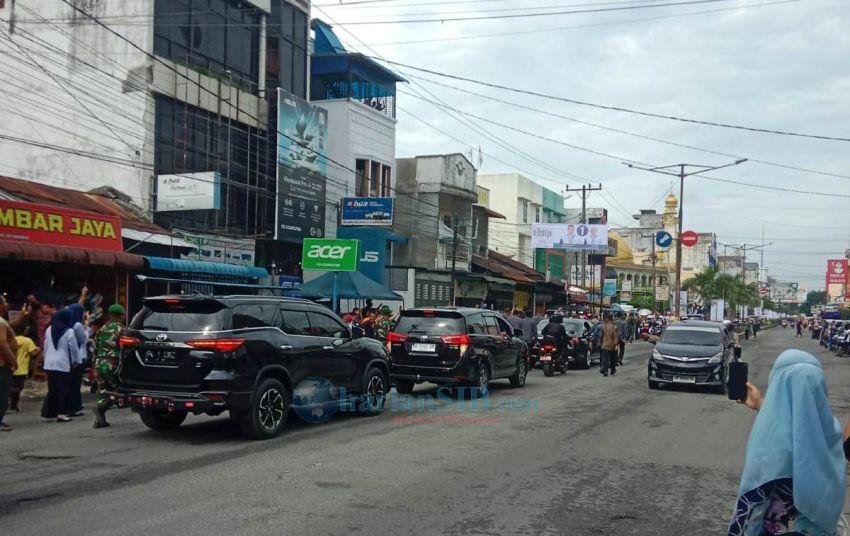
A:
[541,314,568,365]
[724,320,742,360]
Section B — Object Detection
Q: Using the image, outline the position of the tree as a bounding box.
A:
[684,268,761,317]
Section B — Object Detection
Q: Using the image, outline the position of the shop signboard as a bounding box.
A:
[655,285,669,302]
[340,197,394,226]
[531,223,609,253]
[0,199,122,252]
[302,238,359,272]
[457,278,488,299]
[826,259,847,285]
[276,89,328,241]
[337,227,389,284]
[173,229,255,267]
[155,171,221,212]
[603,278,617,297]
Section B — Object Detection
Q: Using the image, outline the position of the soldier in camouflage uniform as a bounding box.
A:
[93,304,124,429]
[374,306,395,344]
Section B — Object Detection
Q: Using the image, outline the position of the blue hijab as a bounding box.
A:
[738,350,846,534]
[49,304,84,350]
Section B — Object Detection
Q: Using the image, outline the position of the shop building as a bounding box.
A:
[389,153,478,308]
[0,0,312,269]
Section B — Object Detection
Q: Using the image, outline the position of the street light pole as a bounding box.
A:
[624,158,747,318]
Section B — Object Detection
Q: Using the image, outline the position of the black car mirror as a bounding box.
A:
[513,329,524,338]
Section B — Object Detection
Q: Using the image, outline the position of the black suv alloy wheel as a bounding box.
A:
[509,359,527,388]
[244,378,289,440]
[360,367,387,416]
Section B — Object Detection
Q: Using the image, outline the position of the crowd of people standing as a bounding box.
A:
[0,284,126,432]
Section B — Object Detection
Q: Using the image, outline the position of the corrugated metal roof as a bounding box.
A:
[144,256,268,279]
[0,175,164,233]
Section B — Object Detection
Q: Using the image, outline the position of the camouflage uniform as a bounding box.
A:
[93,320,121,415]
[374,316,395,343]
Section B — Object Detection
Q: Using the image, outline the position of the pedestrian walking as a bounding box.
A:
[729,350,846,535]
[615,312,628,366]
[9,324,39,413]
[41,304,84,423]
[0,296,19,432]
[519,311,537,346]
[599,314,618,377]
[796,320,804,338]
[93,304,124,428]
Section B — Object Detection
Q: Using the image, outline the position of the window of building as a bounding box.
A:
[534,205,541,223]
[521,201,528,224]
[387,268,408,291]
[153,95,274,236]
[355,158,392,198]
[154,0,261,92]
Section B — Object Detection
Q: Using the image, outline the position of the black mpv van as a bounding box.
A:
[387,308,529,394]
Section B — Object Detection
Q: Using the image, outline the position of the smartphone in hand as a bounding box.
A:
[728,361,748,401]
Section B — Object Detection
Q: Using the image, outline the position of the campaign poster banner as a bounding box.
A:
[531,223,609,252]
[276,88,328,240]
[826,259,847,284]
[603,278,617,297]
[340,197,394,226]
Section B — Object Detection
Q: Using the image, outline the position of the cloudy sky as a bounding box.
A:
[314,0,849,289]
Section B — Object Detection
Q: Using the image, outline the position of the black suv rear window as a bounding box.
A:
[395,313,465,336]
[132,301,228,332]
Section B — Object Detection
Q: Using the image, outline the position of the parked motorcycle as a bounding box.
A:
[539,336,570,377]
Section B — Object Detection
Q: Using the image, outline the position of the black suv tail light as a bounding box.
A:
[186,339,246,353]
[119,336,140,348]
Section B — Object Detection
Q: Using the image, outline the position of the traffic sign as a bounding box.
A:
[655,231,673,249]
[681,230,699,248]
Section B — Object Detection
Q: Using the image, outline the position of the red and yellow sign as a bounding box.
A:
[0,200,122,252]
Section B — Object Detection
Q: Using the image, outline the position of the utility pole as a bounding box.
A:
[563,183,602,290]
[624,158,747,318]
[641,233,660,311]
[449,216,459,306]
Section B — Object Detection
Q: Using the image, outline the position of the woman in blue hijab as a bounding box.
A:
[40,304,85,422]
[729,350,846,535]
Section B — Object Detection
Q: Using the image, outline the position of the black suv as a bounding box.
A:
[647,320,735,393]
[387,308,529,394]
[114,295,390,439]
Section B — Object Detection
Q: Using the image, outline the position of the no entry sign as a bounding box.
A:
[681,230,699,248]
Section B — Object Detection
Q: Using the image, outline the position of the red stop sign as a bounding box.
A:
[681,230,699,247]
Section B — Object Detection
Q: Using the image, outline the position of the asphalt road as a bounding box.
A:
[2,326,849,535]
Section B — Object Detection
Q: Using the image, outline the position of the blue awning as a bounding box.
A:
[144,256,268,279]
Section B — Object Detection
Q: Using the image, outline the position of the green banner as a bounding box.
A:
[302,238,359,272]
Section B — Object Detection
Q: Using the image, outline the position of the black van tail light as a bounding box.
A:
[186,339,245,353]
[440,334,470,354]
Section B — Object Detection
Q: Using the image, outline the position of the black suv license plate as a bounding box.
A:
[144,349,178,365]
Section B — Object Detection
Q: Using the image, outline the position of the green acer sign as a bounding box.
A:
[302,238,359,272]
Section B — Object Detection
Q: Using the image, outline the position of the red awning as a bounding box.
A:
[0,241,143,269]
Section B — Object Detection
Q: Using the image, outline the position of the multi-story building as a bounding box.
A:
[476,173,566,269]
[390,153,478,308]
[0,0,311,270]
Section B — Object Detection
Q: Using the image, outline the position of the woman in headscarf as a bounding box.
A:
[40,304,84,422]
[729,350,846,535]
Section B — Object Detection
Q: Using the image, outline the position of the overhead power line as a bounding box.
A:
[360,0,798,46]
[407,71,850,181]
[374,58,850,142]
[333,0,736,24]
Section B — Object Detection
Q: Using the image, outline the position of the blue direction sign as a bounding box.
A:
[656,231,673,248]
